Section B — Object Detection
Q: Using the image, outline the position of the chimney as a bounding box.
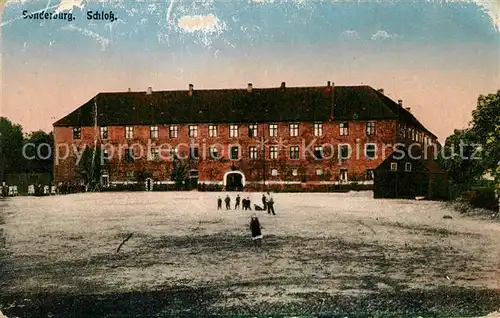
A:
[128,88,131,93]
[281,82,286,89]
[405,107,411,112]
[247,83,253,92]
[329,81,335,121]
[398,99,403,107]
[378,88,384,94]
[146,87,152,95]
[188,84,194,96]
[327,81,331,87]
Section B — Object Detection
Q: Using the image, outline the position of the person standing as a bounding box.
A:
[225,195,231,210]
[217,197,222,210]
[267,193,276,215]
[242,197,248,210]
[262,193,267,210]
[249,214,263,248]
[235,194,241,210]
[246,197,252,210]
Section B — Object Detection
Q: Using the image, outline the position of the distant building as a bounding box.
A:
[52,82,439,191]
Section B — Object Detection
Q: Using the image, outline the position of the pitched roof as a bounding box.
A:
[376,145,446,174]
[52,84,435,137]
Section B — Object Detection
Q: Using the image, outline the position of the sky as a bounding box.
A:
[0,0,499,142]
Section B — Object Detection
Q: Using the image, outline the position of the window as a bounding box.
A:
[291,168,298,176]
[289,123,299,137]
[73,127,81,139]
[340,169,348,181]
[340,122,349,136]
[100,126,108,139]
[150,147,159,160]
[248,124,258,137]
[314,123,323,137]
[208,125,218,137]
[249,146,258,159]
[316,168,323,176]
[269,124,278,137]
[189,147,199,159]
[126,171,135,178]
[169,125,178,138]
[150,126,159,139]
[365,144,376,159]
[271,168,278,176]
[390,162,398,171]
[188,125,198,138]
[314,146,323,160]
[366,121,375,136]
[269,146,278,160]
[125,126,134,139]
[366,169,374,181]
[230,146,239,160]
[405,162,412,172]
[229,124,239,138]
[290,146,299,160]
[125,148,134,163]
[340,145,350,159]
[209,147,219,159]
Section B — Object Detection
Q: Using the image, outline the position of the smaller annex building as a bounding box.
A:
[373,146,448,200]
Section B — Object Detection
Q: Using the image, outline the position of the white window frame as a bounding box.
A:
[73,127,81,139]
[405,162,412,172]
[270,168,278,176]
[314,146,324,160]
[248,124,258,137]
[269,146,278,160]
[229,124,239,138]
[208,125,218,137]
[169,125,178,138]
[150,126,159,139]
[365,143,377,159]
[150,147,159,160]
[125,126,134,139]
[291,168,298,176]
[366,169,374,180]
[188,125,198,138]
[249,146,258,159]
[230,146,240,160]
[340,122,349,136]
[390,162,398,171]
[313,123,323,137]
[269,124,278,137]
[100,126,108,139]
[366,121,375,136]
[289,123,299,137]
[209,147,219,160]
[290,146,299,160]
[340,169,348,182]
[316,168,323,176]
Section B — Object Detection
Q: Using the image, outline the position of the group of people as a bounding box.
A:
[217,192,276,215]
[215,192,277,249]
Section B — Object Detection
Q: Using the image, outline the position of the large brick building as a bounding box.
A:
[53,82,438,190]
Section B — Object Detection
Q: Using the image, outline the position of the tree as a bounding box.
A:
[471,91,500,190]
[0,117,24,181]
[171,156,189,189]
[437,128,483,187]
[77,145,103,190]
[23,130,54,173]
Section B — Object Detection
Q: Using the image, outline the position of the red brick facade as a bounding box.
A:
[53,120,420,186]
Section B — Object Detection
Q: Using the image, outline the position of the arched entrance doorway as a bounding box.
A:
[224,171,245,191]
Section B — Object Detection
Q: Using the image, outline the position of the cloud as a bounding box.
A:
[54,0,85,13]
[371,30,398,40]
[338,30,360,41]
[177,14,225,33]
[61,24,110,50]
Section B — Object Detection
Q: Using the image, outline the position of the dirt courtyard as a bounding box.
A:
[0,191,499,317]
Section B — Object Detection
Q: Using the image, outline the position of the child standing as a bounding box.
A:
[249,214,263,248]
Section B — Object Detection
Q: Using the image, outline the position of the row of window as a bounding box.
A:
[398,124,432,145]
[390,162,412,172]
[115,144,379,162]
[72,121,378,140]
